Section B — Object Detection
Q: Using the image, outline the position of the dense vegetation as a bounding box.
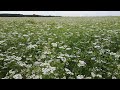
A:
[0,17,120,79]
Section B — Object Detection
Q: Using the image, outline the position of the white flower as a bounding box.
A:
[34,61,41,66]
[0,53,4,56]
[41,54,46,59]
[33,75,40,79]
[112,76,116,79]
[12,31,18,34]
[25,64,32,68]
[65,68,70,72]
[51,43,57,47]
[76,75,84,79]
[63,45,67,48]
[94,35,100,38]
[15,56,22,61]
[66,48,71,50]
[42,68,50,75]
[50,67,56,73]
[85,77,92,79]
[91,72,96,77]
[19,43,25,46]
[47,60,54,63]
[27,44,37,49]
[65,68,74,75]
[91,57,96,60]
[93,42,97,45]
[56,26,63,29]
[9,70,15,75]
[64,53,70,57]
[77,60,86,67]
[17,61,26,66]
[115,54,120,58]
[117,64,120,69]
[7,55,16,60]
[43,50,51,55]
[23,34,29,37]
[96,74,102,78]
[40,63,50,67]
[39,75,42,79]
[29,55,32,57]
[94,45,101,49]
[57,54,67,62]
[88,51,93,54]
[13,74,22,79]
[110,52,116,56]
[42,66,56,75]
[61,57,67,62]
[0,41,5,44]
[2,76,9,79]
[0,58,4,60]
[61,76,66,79]
[29,74,35,78]
[59,46,64,49]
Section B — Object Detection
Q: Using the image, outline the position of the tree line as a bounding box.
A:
[0,14,62,17]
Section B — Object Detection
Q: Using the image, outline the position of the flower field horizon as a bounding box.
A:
[0,17,120,79]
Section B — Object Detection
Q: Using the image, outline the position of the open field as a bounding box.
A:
[0,17,120,79]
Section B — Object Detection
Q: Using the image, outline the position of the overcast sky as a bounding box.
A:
[0,11,120,16]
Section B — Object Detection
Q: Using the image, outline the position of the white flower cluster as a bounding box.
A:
[6,55,22,61]
[13,74,22,79]
[51,42,57,47]
[65,68,74,75]
[76,75,84,79]
[27,44,37,49]
[77,60,86,67]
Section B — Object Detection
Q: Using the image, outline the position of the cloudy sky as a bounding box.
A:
[0,11,120,16]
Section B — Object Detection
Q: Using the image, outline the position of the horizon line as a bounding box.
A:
[0,13,120,17]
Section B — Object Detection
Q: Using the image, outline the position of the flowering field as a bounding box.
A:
[0,17,120,79]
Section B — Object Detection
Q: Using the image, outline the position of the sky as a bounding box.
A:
[0,11,120,16]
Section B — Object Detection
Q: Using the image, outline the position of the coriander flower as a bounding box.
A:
[33,75,40,79]
[34,61,41,66]
[112,76,116,79]
[9,70,15,75]
[66,48,71,50]
[77,60,86,67]
[91,72,96,78]
[41,54,46,59]
[27,44,37,49]
[13,74,22,79]
[91,57,96,60]
[76,75,84,79]
[42,67,56,75]
[65,68,74,75]
[110,52,116,56]
[96,74,102,78]
[85,77,92,79]
[15,56,22,61]
[23,34,29,37]
[0,41,5,44]
[88,51,93,54]
[51,43,57,47]
[94,45,101,49]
